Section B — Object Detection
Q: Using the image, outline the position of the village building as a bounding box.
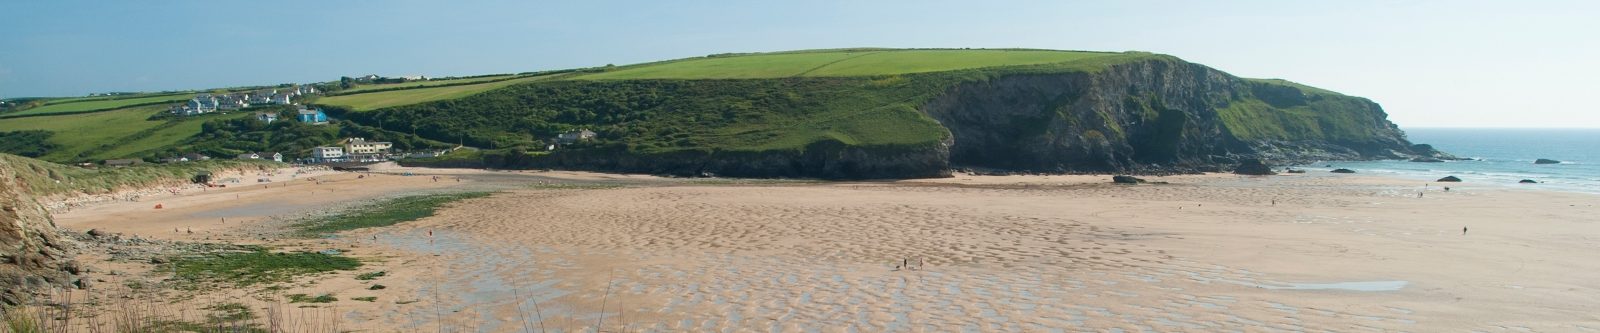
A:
[311,146,345,162]
[183,153,211,161]
[235,152,284,162]
[343,138,393,154]
[557,129,597,144]
[256,112,279,123]
[297,107,328,124]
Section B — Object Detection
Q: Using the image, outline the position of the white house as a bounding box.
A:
[237,152,261,160]
[238,152,284,162]
[172,95,220,116]
[311,147,345,162]
[270,93,293,105]
[256,112,278,123]
[557,129,597,144]
[344,138,393,154]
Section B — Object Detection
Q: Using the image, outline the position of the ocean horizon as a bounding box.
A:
[1306,127,1600,194]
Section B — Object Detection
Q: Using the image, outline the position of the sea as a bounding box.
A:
[1306,128,1600,194]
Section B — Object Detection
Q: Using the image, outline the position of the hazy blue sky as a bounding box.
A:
[2,0,1596,127]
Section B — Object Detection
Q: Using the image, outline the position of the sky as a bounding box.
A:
[2,0,1596,128]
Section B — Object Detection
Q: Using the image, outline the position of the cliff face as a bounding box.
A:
[1,159,75,305]
[921,58,1437,173]
[381,54,1442,179]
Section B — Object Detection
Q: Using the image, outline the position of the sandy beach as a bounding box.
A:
[52,167,1600,332]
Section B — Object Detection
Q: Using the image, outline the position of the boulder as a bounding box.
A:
[1436,176,1462,182]
[1285,168,1306,174]
[1410,157,1444,163]
[86,229,108,238]
[1519,179,1538,184]
[1330,168,1356,174]
[1534,158,1561,165]
[1232,159,1277,175]
[1111,175,1145,184]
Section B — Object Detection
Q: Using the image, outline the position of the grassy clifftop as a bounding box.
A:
[2,48,1422,176]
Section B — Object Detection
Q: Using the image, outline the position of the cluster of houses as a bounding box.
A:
[170,85,318,116]
[307,138,395,163]
[254,106,329,125]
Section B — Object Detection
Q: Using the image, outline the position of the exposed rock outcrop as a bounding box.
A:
[1535,158,1561,165]
[1112,175,1145,184]
[1,160,76,305]
[1331,168,1357,174]
[1437,176,1462,182]
[920,58,1443,175]
[1519,179,1539,184]
[1232,159,1276,175]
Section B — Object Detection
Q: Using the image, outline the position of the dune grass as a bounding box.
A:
[0,153,282,197]
[315,75,552,111]
[292,192,493,237]
[576,49,1121,80]
[5,92,195,117]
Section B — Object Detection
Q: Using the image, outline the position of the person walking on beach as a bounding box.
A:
[1463,226,1468,235]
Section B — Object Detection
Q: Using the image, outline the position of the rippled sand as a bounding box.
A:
[330,173,1600,332]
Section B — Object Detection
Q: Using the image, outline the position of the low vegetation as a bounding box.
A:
[0,92,195,117]
[577,48,1120,80]
[355,271,387,280]
[0,153,282,197]
[285,294,338,304]
[339,74,519,93]
[169,249,361,287]
[314,74,553,111]
[292,192,493,237]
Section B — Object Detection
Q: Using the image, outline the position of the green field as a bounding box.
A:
[5,93,195,117]
[576,49,1120,80]
[316,75,551,111]
[340,75,518,93]
[0,105,249,162]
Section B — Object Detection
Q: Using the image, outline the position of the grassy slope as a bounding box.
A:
[0,105,252,162]
[316,75,552,111]
[340,75,517,93]
[351,51,1166,154]
[2,49,1390,166]
[576,49,1120,80]
[5,93,195,117]
[1217,78,1386,142]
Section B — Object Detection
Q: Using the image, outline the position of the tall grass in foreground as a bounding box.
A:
[1,285,342,333]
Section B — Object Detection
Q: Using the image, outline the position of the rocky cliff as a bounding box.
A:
[384,53,1445,179]
[921,57,1442,174]
[0,158,77,305]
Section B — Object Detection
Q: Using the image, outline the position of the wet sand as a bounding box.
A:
[56,168,1600,332]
